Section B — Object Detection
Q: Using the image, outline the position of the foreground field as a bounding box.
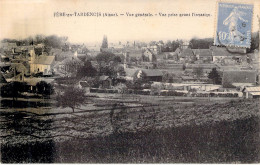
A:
[0,97,259,163]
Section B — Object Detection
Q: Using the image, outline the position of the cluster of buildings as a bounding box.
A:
[0,42,87,90]
[1,35,259,99]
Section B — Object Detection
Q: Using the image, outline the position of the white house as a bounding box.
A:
[243,86,260,99]
[29,49,55,75]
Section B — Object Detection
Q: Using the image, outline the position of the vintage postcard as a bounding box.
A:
[0,0,259,163]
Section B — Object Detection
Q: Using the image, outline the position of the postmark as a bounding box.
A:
[214,2,253,48]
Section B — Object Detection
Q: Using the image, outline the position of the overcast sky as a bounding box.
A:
[0,0,259,44]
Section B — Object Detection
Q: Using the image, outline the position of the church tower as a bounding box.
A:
[101,35,108,49]
[29,49,36,63]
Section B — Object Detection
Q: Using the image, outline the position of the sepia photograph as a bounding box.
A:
[0,0,260,163]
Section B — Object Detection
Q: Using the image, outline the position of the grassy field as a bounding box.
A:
[0,96,259,163]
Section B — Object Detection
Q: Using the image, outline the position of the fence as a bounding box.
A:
[89,88,241,98]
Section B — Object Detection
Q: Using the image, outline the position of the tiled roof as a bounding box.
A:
[249,92,260,95]
[1,42,17,48]
[125,68,138,77]
[223,70,256,84]
[60,51,74,57]
[33,56,55,65]
[144,48,154,55]
[20,46,34,51]
[99,75,110,81]
[212,47,245,57]
[141,69,163,77]
[125,48,143,58]
[174,48,182,54]
[192,49,212,57]
[50,48,62,56]
[179,48,194,57]
[10,63,27,73]
[244,86,260,92]
[61,57,82,65]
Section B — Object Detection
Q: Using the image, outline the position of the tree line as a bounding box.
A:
[1,35,68,49]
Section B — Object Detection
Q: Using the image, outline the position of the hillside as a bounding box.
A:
[1,99,260,163]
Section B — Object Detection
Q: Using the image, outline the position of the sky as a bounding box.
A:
[0,0,259,44]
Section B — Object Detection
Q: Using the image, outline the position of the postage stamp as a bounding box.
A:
[214,2,254,48]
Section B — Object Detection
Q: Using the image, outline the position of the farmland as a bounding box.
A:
[0,95,260,163]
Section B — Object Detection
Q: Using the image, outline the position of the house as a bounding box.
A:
[211,46,246,63]
[0,42,17,51]
[30,55,55,75]
[7,73,25,82]
[242,86,260,98]
[135,69,163,82]
[178,48,195,62]
[23,77,55,92]
[0,53,10,64]
[100,47,124,55]
[221,57,237,65]
[211,47,232,62]
[50,48,62,56]
[124,68,137,80]
[143,48,156,62]
[125,48,143,61]
[78,81,91,93]
[53,50,74,61]
[20,45,35,53]
[159,52,178,61]
[147,44,161,55]
[10,63,29,75]
[99,75,112,88]
[87,45,101,57]
[179,40,190,49]
[181,75,208,83]
[222,70,257,88]
[54,55,83,77]
[174,48,182,56]
[192,49,212,62]
[186,63,218,74]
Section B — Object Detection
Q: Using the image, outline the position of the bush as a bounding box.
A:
[0,82,28,100]
[191,92,239,97]
[36,81,54,97]
[160,90,186,96]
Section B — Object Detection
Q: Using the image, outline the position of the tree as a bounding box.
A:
[34,35,45,44]
[0,82,27,101]
[56,86,86,112]
[162,72,173,83]
[133,70,146,83]
[44,35,67,49]
[112,56,122,63]
[151,84,161,96]
[63,58,83,76]
[98,65,117,77]
[101,35,108,49]
[171,40,180,52]
[36,81,54,98]
[193,67,203,79]
[249,31,259,52]
[208,68,221,84]
[149,41,157,46]
[189,38,213,49]
[116,66,126,76]
[76,60,97,78]
[182,64,186,71]
[222,79,235,88]
[96,52,115,65]
[96,52,123,77]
